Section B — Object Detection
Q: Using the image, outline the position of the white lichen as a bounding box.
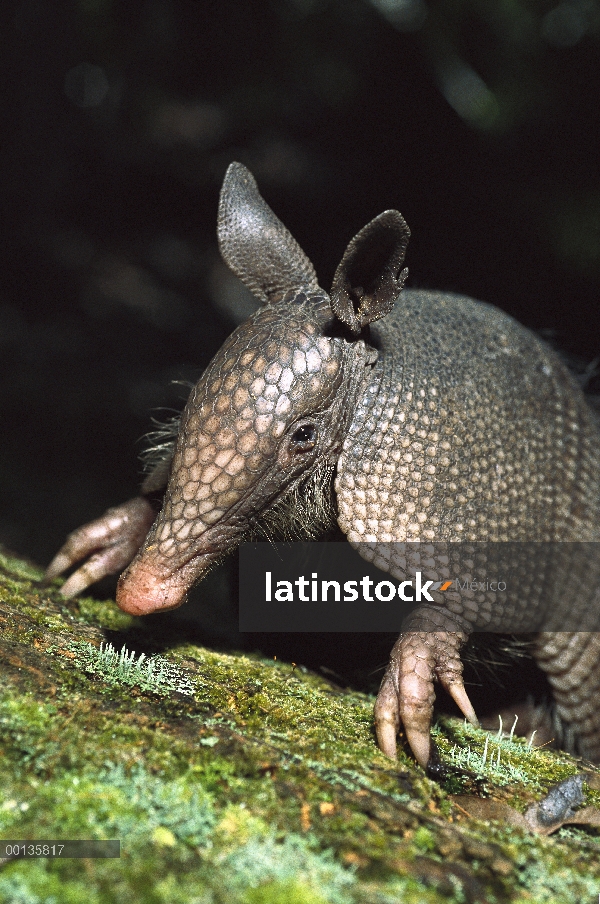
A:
[67,641,194,696]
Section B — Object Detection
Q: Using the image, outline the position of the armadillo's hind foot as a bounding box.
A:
[45,497,156,598]
[375,616,477,768]
[535,631,600,763]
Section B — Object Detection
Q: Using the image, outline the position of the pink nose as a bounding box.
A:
[116,558,189,615]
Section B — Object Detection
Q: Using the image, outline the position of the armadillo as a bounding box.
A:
[46,162,600,767]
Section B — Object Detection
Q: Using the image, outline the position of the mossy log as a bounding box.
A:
[1,548,599,903]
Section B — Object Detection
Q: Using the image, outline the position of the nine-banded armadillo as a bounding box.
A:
[46,162,600,768]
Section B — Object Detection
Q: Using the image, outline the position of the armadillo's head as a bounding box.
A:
[116,163,409,614]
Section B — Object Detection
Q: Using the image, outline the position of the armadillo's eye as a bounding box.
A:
[290,424,317,452]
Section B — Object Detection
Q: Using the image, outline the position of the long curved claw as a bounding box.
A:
[374,680,400,759]
[59,544,139,599]
[45,551,75,582]
[374,622,472,768]
[447,681,479,727]
[45,497,156,597]
[404,725,433,770]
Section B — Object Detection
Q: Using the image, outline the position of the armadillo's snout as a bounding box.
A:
[115,551,206,615]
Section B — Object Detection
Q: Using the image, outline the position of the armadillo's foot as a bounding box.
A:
[375,611,477,767]
[535,632,600,763]
[45,497,156,598]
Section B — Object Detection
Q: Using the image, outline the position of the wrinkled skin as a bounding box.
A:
[47,162,600,768]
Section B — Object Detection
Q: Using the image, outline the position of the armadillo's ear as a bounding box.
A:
[218,162,321,305]
[330,210,410,334]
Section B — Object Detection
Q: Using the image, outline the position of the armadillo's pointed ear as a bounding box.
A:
[218,162,321,305]
[330,210,410,334]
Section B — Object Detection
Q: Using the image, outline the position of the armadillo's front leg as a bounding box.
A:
[46,451,173,598]
[375,607,479,767]
[45,497,156,598]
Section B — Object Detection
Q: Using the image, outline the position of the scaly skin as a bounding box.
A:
[116,293,368,615]
[335,290,600,764]
[46,162,600,767]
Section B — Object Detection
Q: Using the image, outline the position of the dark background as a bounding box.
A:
[2,0,600,697]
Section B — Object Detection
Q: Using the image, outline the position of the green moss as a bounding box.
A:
[73,596,137,632]
[244,880,329,904]
[432,717,590,804]
[413,827,437,853]
[1,765,215,849]
[1,551,600,902]
[0,550,44,582]
[0,696,60,775]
